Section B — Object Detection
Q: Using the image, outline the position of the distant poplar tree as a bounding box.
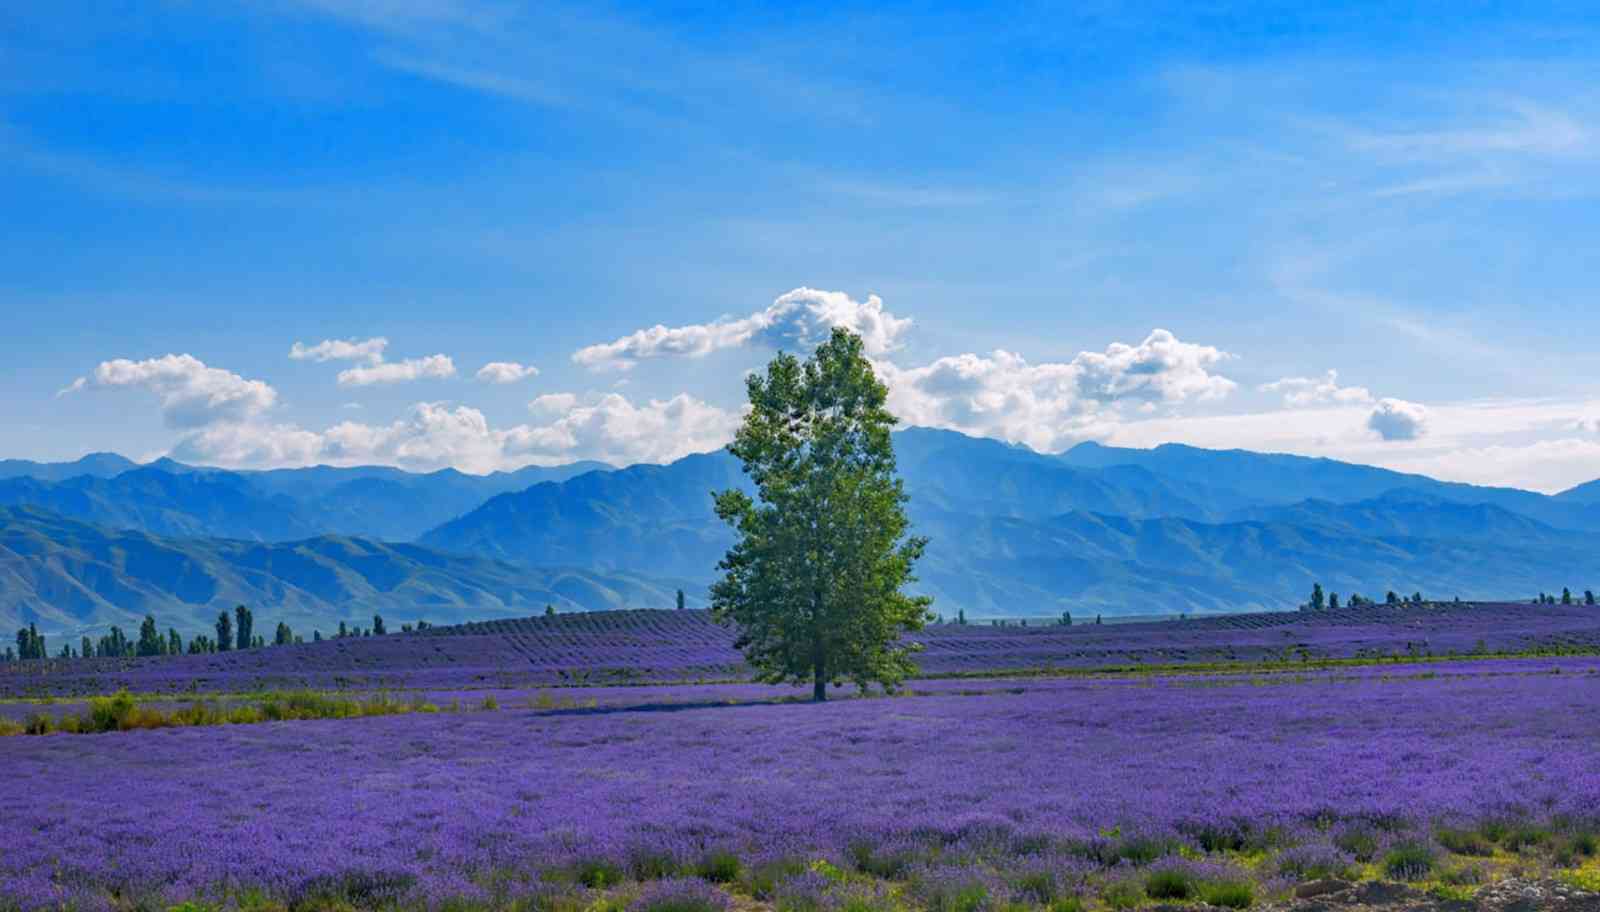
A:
[1060,611,1073,627]
[1309,583,1325,612]
[275,622,293,646]
[338,621,348,638]
[81,636,93,659]
[1587,590,1597,606]
[1328,593,1340,610]
[216,611,233,652]
[372,615,386,636]
[168,628,182,655]
[1562,587,1573,605]
[711,329,931,702]
[676,589,686,611]
[544,605,556,617]
[234,605,253,651]
[136,615,164,657]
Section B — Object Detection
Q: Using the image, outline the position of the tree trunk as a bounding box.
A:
[813,660,826,702]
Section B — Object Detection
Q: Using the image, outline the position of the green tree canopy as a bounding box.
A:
[711,328,931,701]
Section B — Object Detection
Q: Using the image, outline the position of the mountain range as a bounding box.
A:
[4,428,1600,634]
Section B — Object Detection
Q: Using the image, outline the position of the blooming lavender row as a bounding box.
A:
[5,601,1598,698]
[4,661,1599,908]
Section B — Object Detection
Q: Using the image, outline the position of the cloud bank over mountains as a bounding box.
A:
[53,288,1600,489]
[572,288,912,371]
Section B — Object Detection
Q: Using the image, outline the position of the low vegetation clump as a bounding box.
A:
[1382,840,1438,881]
[0,688,460,736]
[627,878,733,912]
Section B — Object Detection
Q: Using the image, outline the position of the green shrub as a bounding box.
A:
[23,712,54,735]
[568,858,625,889]
[1101,880,1144,911]
[1114,835,1175,865]
[1334,826,1381,862]
[847,841,916,879]
[0,717,23,737]
[1199,880,1255,909]
[1441,864,1486,886]
[1048,897,1084,912]
[744,858,807,900]
[1436,827,1495,857]
[627,848,681,881]
[1503,826,1551,853]
[87,690,139,731]
[695,851,741,884]
[1012,870,1059,904]
[1383,841,1436,881]
[1144,868,1193,900]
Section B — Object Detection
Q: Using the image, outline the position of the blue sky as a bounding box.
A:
[4,2,1599,490]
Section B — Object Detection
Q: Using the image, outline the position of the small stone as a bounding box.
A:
[1297,879,1353,899]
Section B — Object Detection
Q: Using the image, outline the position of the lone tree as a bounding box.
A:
[234,604,253,652]
[711,328,931,702]
[216,611,233,653]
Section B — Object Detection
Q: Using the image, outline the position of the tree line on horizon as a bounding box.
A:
[1301,582,1597,612]
[3,606,437,663]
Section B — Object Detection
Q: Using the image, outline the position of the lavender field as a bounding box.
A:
[6,656,1600,910]
[5,601,1599,698]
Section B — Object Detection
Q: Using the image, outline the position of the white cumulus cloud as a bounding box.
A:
[337,354,457,387]
[64,354,278,428]
[289,337,388,364]
[167,393,739,473]
[573,287,911,370]
[880,330,1235,453]
[475,361,540,384]
[1260,369,1375,407]
[1367,397,1430,441]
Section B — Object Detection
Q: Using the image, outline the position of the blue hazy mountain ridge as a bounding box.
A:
[0,453,139,482]
[0,469,321,541]
[0,505,691,632]
[418,428,1600,614]
[7,428,1600,627]
[0,459,611,542]
[1555,478,1600,506]
[1059,440,1600,531]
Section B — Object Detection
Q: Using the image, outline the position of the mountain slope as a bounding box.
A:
[0,457,612,542]
[420,451,749,576]
[919,510,1600,615]
[419,431,1600,616]
[1060,440,1600,531]
[1556,478,1600,506]
[0,507,689,633]
[0,453,137,482]
[0,469,321,541]
[1225,491,1571,544]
